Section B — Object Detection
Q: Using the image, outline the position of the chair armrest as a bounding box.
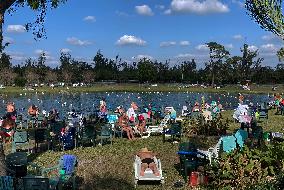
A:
[41,165,59,176]
[28,162,42,175]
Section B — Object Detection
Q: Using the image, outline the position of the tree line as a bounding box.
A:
[0,42,284,87]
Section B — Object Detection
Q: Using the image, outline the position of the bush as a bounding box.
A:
[182,116,229,137]
[207,143,284,189]
[14,77,27,87]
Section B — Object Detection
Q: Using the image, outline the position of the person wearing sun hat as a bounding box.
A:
[192,102,200,112]
[137,147,159,176]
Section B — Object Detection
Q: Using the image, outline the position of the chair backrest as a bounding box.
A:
[0,176,14,190]
[170,122,182,133]
[234,129,248,148]
[23,177,49,190]
[221,136,237,153]
[101,124,112,136]
[13,131,28,144]
[107,114,118,124]
[59,154,77,175]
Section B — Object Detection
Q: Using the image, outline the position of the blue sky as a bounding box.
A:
[3,0,283,68]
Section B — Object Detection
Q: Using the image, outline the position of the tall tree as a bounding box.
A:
[245,0,284,60]
[0,0,67,53]
[245,0,284,38]
[206,42,230,87]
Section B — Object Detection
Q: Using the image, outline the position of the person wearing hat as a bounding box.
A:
[28,104,38,117]
[118,112,135,140]
[192,102,200,112]
[6,102,17,120]
[137,147,159,176]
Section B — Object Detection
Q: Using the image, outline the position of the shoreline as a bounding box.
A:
[0,84,283,95]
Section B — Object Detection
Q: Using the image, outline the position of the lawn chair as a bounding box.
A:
[96,123,112,145]
[133,155,164,187]
[162,122,182,143]
[41,154,77,190]
[22,176,49,190]
[77,124,96,147]
[11,130,30,153]
[0,176,14,190]
[198,136,237,165]
[6,152,28,178]
[47,121,65,151]
[258,102,268,120]
[177,150,208,182]
[234,129,248,148]
[221,135,237,153]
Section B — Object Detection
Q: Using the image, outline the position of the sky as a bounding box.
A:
[3,0,284,68]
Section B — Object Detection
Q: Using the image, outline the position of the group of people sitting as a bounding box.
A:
[115,102,155,140]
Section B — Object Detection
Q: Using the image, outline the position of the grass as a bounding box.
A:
[14,108,282,190]
[1,83,284,94]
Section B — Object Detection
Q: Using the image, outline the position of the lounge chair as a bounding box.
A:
[133,155,164,187]
[0,176,14,190]
[234,129,248,148]
[41,154,77,190]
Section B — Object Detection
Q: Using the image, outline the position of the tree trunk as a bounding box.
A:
[0,11,3,55]
[0,139,7,176]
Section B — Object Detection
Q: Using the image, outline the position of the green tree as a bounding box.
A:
[245,0,284,61]
[206,42,230,87]
[245,0,284,38]
[0,0,67,53]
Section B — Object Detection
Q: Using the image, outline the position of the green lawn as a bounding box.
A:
[22,108,284,190]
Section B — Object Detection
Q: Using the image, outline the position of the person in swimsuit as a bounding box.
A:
[28,105,38,117]
[118,112,135,140]
[0,118,15,142]
[137,147,159,176]
[6,102,17,120]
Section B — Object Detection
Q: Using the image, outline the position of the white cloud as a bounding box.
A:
[247,45,258,51]
[233,34,243,40]
[225,44,234,49]
[67,37,92,46]
[7,25,26,33]
[83,16,96,22]
[175,53,195,58]
[6,51,26,62]
[3,37,14,44]
[160,41,176,47]
[180,41,190,46]
[260,44,278,53]
[116,35,146,46]
[167,0,230,15]
[155,5,165,10]
[115,11,129,17]
[261,34,282,43]
[34,49,49,55]
[60,48,72,53]
[34,49,54,60]
[132,54,153,60]
[196,44,209,51]
[232,0,244,8]
[135,5,154,16]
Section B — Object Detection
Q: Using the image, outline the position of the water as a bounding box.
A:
[0,92,272,118]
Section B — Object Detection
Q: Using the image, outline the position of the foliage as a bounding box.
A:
[207,143,284,189]
[245,0,284,39]
[277,47,284,61]
[182,115,229,137]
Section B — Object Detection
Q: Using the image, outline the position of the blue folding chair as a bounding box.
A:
[0,176,14,190]
[41,154,77,190]
[234,129,248,148]
[221,136,237,153]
